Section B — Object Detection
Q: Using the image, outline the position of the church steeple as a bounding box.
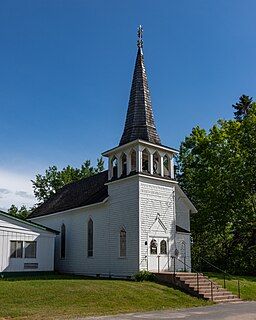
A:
[103,26,178,182]
[119,26,161,146]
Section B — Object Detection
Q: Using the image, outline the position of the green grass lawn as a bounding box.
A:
[207,273,256,301]
[0,274,211,320]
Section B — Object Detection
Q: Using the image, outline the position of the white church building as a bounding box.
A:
[28,27,196,277]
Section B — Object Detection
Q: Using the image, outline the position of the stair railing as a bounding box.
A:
[170,256,219,300]
[199,257,241,299]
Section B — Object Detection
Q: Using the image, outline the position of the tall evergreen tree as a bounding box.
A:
[232,94,253,122]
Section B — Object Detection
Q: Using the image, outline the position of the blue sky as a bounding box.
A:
[0,0,256,210]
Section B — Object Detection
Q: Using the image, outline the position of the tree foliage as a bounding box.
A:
[176,97,256,274]
[8,204,32,219]
[232,94,253,122]
[32,158,104,203]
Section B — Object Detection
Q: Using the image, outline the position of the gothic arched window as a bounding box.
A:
[150,239,157,255]
[142,149,149,172]
[163,155,170,177]
[179,241,186,258]
[60,223,66,259]
[120,227,126,257]
[111,156,118,179]
[160,240,167,255]
[121,153,127,176]
[88,218,93,257]
[153,151,160,175]
[131,149,137,172]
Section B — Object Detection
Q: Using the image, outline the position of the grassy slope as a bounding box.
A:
[0,275,211,320]
[208,273,256,300]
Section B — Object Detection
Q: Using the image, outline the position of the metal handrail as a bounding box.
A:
[199,257,241,299]
[170,256,220,301]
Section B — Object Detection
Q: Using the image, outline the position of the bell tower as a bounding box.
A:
[101,26,189,274]
[102,26,178,180]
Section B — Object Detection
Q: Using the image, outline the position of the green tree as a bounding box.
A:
[232,94,253,122]
[32,158,104,203]
[8,204,32,219]
[176,101,256,274]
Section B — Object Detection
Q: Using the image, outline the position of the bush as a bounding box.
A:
[134,271,155,282]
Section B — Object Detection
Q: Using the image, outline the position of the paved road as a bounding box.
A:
[76,301,256,320]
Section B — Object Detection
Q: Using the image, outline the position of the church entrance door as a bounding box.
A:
[148,237,169,272]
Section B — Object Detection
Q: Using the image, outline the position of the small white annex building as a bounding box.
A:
[0,210,57,274]
[28,27,196,277]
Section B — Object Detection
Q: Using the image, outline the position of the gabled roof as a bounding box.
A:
[176,184,197,214]
[28,171,109,218]
[176,225,190,234]
[119,31,161,146]
[0,210,58,234]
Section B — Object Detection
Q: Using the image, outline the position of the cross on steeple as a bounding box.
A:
[137,25,143,49]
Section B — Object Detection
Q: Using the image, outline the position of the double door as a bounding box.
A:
[148,237,169,272]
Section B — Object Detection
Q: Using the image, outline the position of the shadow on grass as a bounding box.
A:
[0,273,134,281]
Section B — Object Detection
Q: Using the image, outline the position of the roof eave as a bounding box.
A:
[102,139,179,157]
[0,210,59,234]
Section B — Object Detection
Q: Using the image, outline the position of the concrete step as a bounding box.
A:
[183,280,213,286]
[208,293,236,299]
[197,288,233,295]
[214,298,241,303]
[154,272,242,303]
[215,295,238,300]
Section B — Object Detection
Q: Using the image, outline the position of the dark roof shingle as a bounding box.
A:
[28,171,108,218]
[119,47,161,146]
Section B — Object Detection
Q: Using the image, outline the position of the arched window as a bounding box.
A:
[88,218,93,257]
[160,240,167,255]
[179,241,186,258]
[142,149,149,172]
[121,153,127,176]
[111,156,118,179]
[131,149,137,172]
[153,151,160,175]
[150,239,157,255]
[163,155,170,177]
[120,227,126,257]
[60,223,66,259]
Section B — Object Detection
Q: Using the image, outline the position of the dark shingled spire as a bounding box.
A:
[119,26,161,146]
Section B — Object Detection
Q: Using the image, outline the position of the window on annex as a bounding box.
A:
[150,239,157,255]
[160,240,167,255]
[120,227,126,257]
[60,223,66,259]
[88,218,93,257]
[179,241,186,258]
[25,241,37,258]
[111,156,118,179]
[131,149,136,172]
[121,153,127,176]
[142,149,149,172]
[10,241,23,258]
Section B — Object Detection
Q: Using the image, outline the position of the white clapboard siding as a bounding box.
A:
[31,174,194,276]
[107,176,139,276]
[32,203,109,275]
[0,214,56,273]
[33,176,140,277]
[139,176,176,270]
[175,186,192,232]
